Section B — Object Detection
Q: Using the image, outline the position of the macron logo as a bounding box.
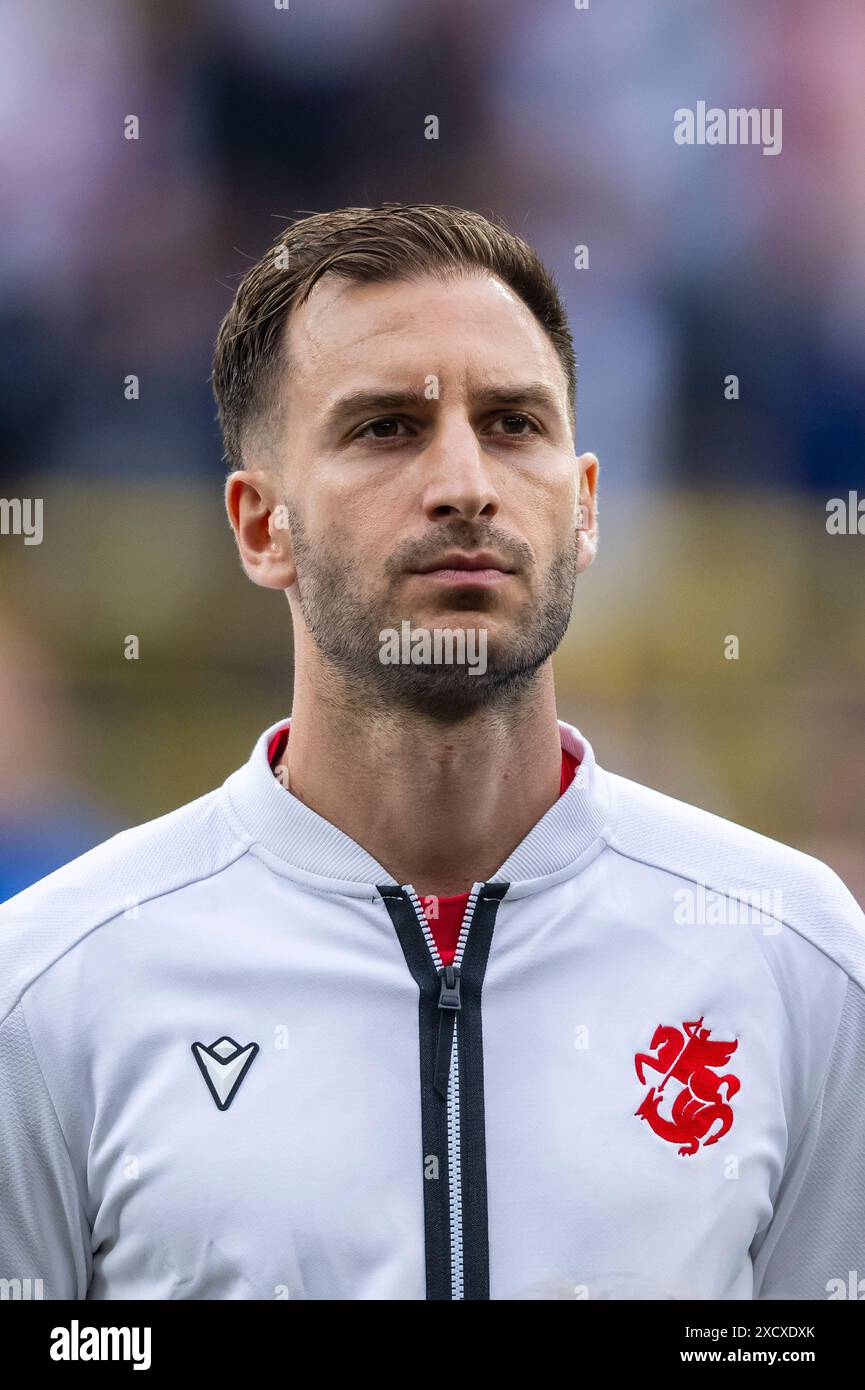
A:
[191,1036,259,1110]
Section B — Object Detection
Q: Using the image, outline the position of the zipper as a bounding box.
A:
[378,878,508,1301]
[405,883,481,1300]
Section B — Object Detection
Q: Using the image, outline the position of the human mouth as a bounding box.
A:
[409,552,516,586]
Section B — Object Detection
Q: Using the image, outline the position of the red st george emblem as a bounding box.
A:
[634,1017,740,1156]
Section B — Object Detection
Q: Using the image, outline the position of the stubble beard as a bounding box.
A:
[286,509,580,724]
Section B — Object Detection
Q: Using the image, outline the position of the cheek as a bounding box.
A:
[309,472,390,537]
[518,452,577,506]
[554,464,580,512]
[308,507,386,585]
[518,470,578,544]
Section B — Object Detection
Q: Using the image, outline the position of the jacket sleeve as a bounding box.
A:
[0,1003,90,1299]
[751,975,865,1300]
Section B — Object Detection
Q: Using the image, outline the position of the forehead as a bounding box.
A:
[282,270,568,407]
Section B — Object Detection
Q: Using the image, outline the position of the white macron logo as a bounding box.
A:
[191,1036,259,1110]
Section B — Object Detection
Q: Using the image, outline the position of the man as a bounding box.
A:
[1,203,863,1301]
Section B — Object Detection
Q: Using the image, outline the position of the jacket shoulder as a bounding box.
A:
[0,786,247,1024]
[601,767,865,988]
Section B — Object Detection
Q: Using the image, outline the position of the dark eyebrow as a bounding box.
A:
[324,381,563,430]
[325,388,431,430]
[470,382,563,414]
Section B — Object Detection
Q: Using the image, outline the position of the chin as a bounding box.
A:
[377,660,544,722]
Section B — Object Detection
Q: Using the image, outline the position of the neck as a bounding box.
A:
[278,654,564,897]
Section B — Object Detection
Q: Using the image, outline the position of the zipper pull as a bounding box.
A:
[433,965,461,1099]
[438,964,461,1010]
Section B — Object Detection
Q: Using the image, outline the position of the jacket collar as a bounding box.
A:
[221,716,612,896]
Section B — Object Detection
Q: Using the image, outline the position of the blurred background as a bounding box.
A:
[0,0,863,902]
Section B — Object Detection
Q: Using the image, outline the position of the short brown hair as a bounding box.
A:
[212,202,576,469]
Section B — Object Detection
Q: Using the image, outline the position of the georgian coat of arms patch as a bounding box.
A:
[635,1017,740,1156]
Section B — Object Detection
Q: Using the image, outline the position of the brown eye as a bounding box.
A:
[495,413,539,436]
[360,418,409,439]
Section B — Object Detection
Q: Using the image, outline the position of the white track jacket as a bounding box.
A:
[1,719,864,1301]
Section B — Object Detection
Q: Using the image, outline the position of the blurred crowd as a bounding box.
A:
[1,0,863,489]
[1,0,863,898]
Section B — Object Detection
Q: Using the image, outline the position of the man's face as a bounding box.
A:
[233,270,598,718]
